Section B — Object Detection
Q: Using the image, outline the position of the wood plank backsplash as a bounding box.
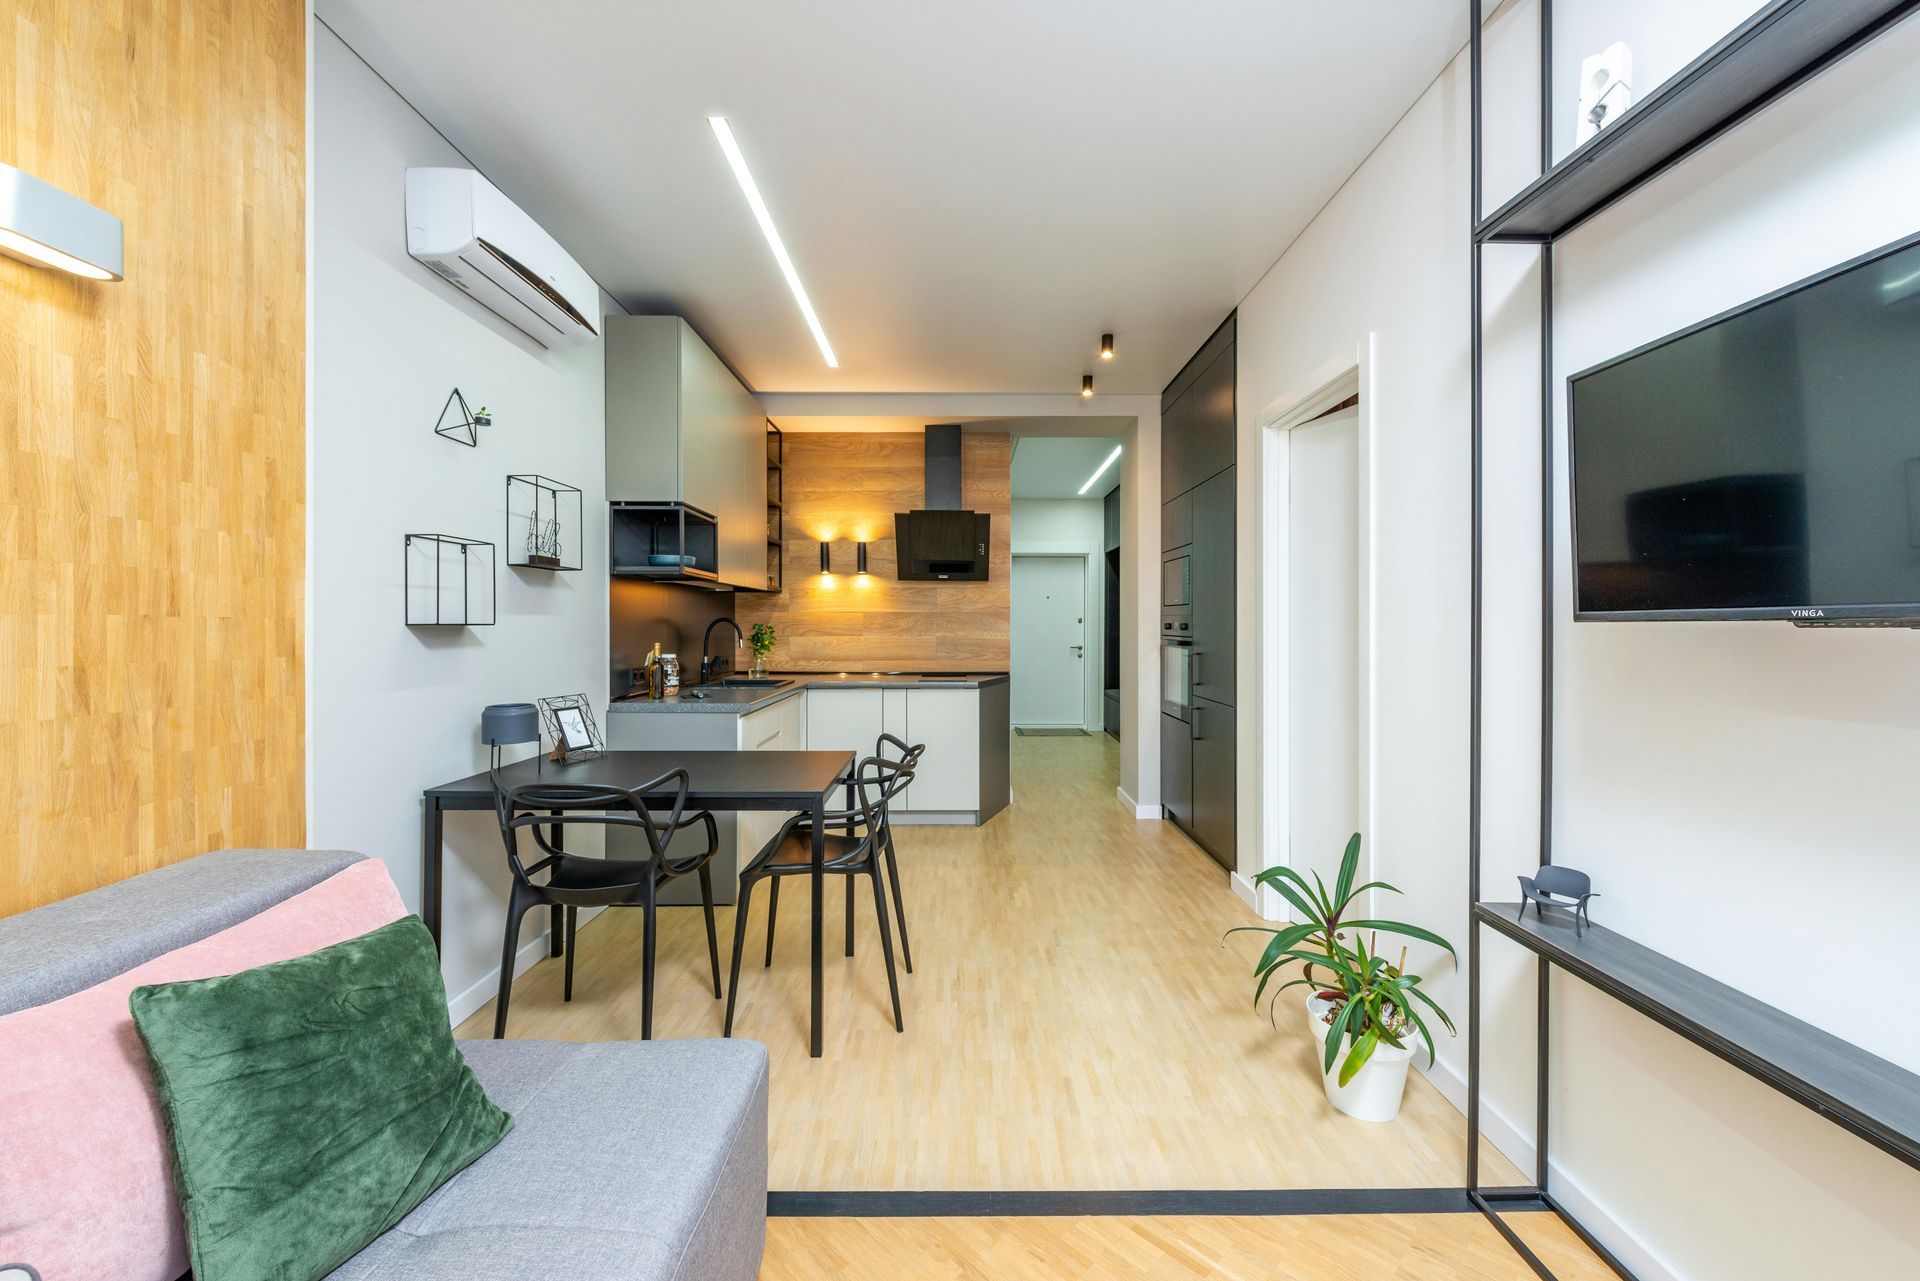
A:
[0,0,307,915]
[737,431,1011,672]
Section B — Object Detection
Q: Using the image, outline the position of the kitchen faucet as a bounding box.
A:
[700,616,743,685]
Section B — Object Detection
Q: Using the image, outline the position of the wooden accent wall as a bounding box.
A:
[738,432,1011,672]
[0,0,306,915]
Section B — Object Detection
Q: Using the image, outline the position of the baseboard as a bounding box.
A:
[1417,1056,1684,1281]
[1230,871,1259,913]
[444,917,566,1027]
[890,811,976,826]
[1115,784,1158,820]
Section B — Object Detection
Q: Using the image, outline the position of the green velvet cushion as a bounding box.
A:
[129,916,512,1281]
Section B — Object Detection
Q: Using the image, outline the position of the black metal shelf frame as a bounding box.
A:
[404,533,496,626]
[1465,3,1917,1279]
[506,474,584,571]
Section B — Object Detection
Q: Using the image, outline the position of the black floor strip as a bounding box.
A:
[768,1187,1547,1218]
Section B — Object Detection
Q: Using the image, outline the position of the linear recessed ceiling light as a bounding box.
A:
[1078,444,1122,496]
[0,161,123,281]
[707,116,838,368]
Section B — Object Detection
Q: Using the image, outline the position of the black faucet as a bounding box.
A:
[701,616,743,685]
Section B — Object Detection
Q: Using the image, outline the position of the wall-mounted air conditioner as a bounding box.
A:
[404,167,599,349]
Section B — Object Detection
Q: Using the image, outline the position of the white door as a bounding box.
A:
[1011,555,1086,727]
[1288,408,1361,889]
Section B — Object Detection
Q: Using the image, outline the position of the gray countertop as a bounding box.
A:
[609,672,1008,715]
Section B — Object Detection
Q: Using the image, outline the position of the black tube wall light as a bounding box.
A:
[819,540,831,574]
[856,542,869,574]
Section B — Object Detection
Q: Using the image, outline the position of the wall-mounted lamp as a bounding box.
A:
[1100,333,1114,361]
[0,161,124,281]
[856,542,869,574]
[819,540,832,574]
[1081,374,1095,399]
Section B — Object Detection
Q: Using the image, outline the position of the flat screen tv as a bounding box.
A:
[1569,232,1920,626]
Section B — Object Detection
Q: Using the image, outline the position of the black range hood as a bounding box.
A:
[894,423,990,581]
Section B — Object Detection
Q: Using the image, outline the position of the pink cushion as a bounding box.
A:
[0,859,408,1281]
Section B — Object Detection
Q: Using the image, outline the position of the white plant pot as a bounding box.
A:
[1305,994,1416,1123]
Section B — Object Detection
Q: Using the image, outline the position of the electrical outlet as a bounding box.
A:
[1576,42,1634,146]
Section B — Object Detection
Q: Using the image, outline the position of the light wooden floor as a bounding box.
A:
[458,734,1525,1192]
[762,1213,1614,1281]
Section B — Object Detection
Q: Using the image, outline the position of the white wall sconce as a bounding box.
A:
[0,161,124,281]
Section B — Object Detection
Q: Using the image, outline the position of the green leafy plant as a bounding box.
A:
[748,622,777,658]
[1312,931,1456,1085]
[1226,832,1458,1084]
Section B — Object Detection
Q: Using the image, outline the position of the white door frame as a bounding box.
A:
[1011,546,1101,731]
[1241,336,1377,921]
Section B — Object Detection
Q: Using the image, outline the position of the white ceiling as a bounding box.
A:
[317,1,1463,395]
[1012,436,1124,500]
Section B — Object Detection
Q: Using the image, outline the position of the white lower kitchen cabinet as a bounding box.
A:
[903,689,981,814]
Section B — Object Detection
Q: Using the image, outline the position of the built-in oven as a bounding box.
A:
[1161,606,1192,720]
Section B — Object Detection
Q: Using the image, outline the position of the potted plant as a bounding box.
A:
[748,622,776,678]
[1227,832,1457,1121]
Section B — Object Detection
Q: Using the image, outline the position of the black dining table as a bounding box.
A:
[422,748,854,1057]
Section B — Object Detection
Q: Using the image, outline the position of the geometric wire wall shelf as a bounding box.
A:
[505,474,584,571]
[434,388,487,447]
[404,533,497,626]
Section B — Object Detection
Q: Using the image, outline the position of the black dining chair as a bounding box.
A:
[490,770,722,1040]
[764,732,925,973]
[725,753,913,1037]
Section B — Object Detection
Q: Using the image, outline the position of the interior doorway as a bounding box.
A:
[1287,403,1362,886]
[1255,354,1373,916]
[1011,553,1088,727]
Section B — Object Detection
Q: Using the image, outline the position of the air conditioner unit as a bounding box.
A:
[404,167,599,348]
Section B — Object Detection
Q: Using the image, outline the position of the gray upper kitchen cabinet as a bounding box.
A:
[606,315,766,588]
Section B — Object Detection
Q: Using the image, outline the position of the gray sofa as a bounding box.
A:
[0,849,769,1281]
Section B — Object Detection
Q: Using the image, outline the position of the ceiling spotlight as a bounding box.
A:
[1100,333,1114,361]
[1081,375,1094,399]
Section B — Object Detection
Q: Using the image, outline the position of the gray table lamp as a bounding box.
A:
[482,702,541,773]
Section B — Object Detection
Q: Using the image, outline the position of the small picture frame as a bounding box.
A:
[537,694,605,763]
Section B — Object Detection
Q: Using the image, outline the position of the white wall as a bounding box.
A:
[311,22,617,1021]
[1011,497,1108,732]
[1233,4,1920,1277]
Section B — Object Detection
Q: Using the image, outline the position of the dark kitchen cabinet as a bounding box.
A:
[1161,712,1193,832]
[1189,696,1236,870]
[1188,467,1235,708]
[1103,484,1121,553]
[1161,490,1192,553]
[1160,315,1236,502]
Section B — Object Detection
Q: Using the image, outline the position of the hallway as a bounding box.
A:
[463,734,1518,1193]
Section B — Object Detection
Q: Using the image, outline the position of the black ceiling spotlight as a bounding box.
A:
[1100,333,1114,361]
[819,540,831,574]
[856,542,869,574]
[1081,374,1094,399]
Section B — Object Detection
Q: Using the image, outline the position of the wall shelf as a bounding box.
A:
[505,474,583,571]
[404,533,495,626]
[1476,903,1920,1172]
[1477,0,1919,244]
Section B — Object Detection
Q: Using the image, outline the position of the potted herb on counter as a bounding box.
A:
[748,622,777,678]
[1227,832,1457,1122]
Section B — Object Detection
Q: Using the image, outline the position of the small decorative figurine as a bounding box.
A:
[1516,866,1599,937]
